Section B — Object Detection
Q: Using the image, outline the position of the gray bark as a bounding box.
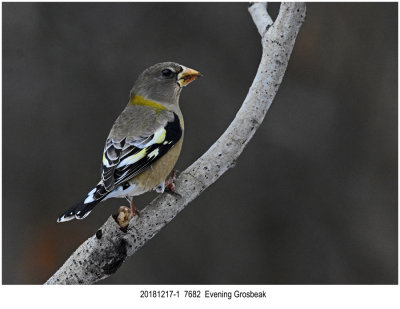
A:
[45,2,306,285]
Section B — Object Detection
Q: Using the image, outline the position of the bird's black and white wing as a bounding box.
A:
[102,112,182,190]
[57,112,182,222]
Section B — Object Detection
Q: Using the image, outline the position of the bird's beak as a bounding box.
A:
[178,67,202,87]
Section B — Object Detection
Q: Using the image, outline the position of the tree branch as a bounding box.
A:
[45,2,306,285]
[248,2,273,36]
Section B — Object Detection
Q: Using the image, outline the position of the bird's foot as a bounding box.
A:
[164,170,181,196]
[166,170,177,192]
[130,199,139,217]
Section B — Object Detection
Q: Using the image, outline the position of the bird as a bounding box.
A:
[57,62,201,222]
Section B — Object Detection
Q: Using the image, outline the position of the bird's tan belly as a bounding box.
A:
[130,138,183,192]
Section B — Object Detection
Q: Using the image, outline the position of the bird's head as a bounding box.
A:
[130,62,202,105]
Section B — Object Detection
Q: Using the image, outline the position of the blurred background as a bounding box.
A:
[2,2,397,284]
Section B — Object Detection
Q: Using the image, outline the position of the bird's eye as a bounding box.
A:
[161,69,173,78]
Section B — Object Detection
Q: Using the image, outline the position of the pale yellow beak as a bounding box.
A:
[178,67,202,87]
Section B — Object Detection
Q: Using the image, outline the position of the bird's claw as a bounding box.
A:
[164,170,181,197]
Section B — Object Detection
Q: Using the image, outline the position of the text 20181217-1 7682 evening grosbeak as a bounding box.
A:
[57,62,201,222]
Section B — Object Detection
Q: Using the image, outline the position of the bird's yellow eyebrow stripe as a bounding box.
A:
[130,94,166,111]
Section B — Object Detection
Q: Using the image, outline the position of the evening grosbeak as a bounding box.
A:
[57,62,201,222]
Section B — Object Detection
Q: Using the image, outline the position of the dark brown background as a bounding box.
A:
[2,2,397,284]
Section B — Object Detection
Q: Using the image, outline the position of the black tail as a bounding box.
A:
[56,199,101,222]
[57,184,108,222]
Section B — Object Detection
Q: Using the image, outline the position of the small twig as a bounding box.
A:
[249,2,273,36]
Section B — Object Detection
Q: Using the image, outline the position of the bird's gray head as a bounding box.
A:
[130,62,201,105]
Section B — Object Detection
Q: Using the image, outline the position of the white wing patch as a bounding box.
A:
[117,148,147,168]
[148,148,159,159]
[147,128,166,146]
[84,187,97,204]
[131,127,166,149]
[115,127,166,168]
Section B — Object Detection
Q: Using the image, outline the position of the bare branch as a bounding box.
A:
[249,2,273,36]
[45,2,306,285]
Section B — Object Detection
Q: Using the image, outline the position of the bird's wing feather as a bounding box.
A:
[101,112,182,191]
